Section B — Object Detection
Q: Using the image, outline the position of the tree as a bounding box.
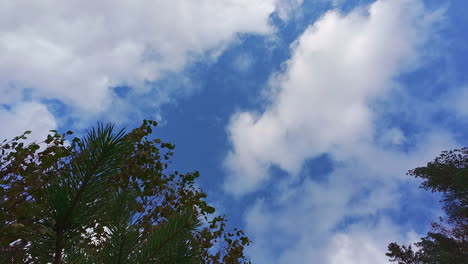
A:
[0,120,250,263]
[386,147,468,264]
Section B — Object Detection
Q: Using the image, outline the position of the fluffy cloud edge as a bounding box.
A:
[0,102,57,143]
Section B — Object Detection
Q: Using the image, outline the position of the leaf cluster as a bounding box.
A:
[386,148,468,264]
[0,120,251,263]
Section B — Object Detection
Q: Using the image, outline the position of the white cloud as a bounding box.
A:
[222,0,454,262]
[323,220,420,264]
[0,102,57,143]
[0,0,300,115]
[243,130,457,264]
[224,0,443,195]
[275,0,304,20]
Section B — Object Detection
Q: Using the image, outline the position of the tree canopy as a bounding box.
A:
[0,120,250,263]
[386,147,468,264]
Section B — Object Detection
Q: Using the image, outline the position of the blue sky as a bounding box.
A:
[1,0,467,263]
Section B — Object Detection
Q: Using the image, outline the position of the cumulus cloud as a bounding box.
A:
[224,0,443,194]
[0,102,57,142]
[243,131,457,263]
[0,0,300,116]
[322,221,420,264]
[222,0,455,262]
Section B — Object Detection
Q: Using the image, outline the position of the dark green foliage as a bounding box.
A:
[387,148,468,264]
[0,120,251,263]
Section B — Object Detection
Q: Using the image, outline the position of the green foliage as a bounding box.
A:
[386,148,468,264]
[0,120,251,263]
